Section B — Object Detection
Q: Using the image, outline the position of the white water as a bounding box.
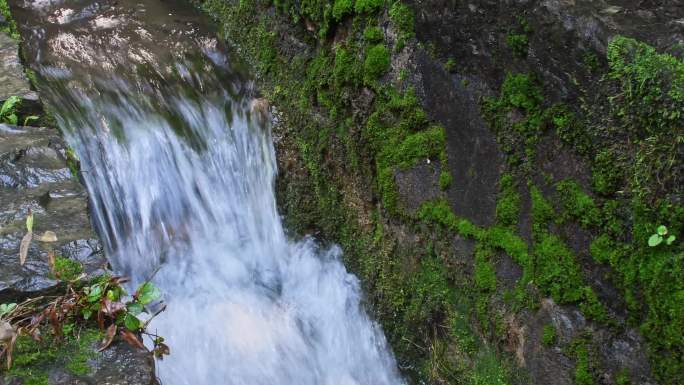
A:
[14,0,406,382]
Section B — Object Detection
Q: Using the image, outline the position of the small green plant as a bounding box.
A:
[363,26,384,43]
[542,324,557,346]
[439,170,452,190]
[364,44,391,83]
[444,57,456,72]
[0,303,17,317]
[355,0,383,14]
[0,96,21,125]
[332,0,354,21]
[506,34,528,57]
[647,225,676,247]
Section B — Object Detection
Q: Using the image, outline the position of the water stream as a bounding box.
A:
[11,0,404,383]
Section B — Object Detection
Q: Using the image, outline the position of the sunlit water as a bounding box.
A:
[11,0,404,383]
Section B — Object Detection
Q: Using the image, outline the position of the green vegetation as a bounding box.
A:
[388,1,414,49]
[53,256,84,281]
[364,44,391,82]
[506,34,528,58]
[332,0,354,21]
[444,57,456,72]
[0,0,19,40]
[542,324,556,346]
[194,0,684,383]
[5,330,101,384]
[355,0,383,14]
[495,174,520,227]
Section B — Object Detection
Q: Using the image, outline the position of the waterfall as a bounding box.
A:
[12,0,405,383]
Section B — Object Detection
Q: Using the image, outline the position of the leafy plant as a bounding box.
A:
[647,225,676,247]
[0,264,169,371]
[0,96,21,125]
[0,303,17,318]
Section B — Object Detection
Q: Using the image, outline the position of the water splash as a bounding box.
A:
[13,0,405,383]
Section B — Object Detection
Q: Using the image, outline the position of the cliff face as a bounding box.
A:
[196,1,684,384]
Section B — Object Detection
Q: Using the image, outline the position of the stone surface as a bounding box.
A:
[0,124,105,302]
[0,123,157,384]
[0,33,38,103]
[49,341,158,385]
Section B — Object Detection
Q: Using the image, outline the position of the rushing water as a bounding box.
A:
[12,0,404,383]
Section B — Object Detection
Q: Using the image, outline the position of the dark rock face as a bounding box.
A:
[414,50,503,227]
[48,342,158,385]
[0,33,39,104]
[0,124,106,302]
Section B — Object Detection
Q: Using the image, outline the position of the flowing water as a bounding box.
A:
[11,0,404,383]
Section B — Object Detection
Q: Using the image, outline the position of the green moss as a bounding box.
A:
[4,328,102,382]
[474,246,497,292]
[495,173,520,227]
[53,256,83,281]
[444,57,456,72]
[506,34,528,58]
[388,1,414,49]
[364,44,390,82]
[591,149,623,196]
[556,179,601,228]
[439,170,452,190]
[542,324,556,346]
[570,338,596,385]
[332,0,354,21]
[0,0,19,40]
[363,26,384,43]
[354,0,383,14]
[607,36,684,138]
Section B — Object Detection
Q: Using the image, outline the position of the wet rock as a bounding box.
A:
[414,50,503,227]
[0,33,39,104]
[49,341,158,385]
[0,124,106,302]
[0,123,157,383]
[395,161,443,214]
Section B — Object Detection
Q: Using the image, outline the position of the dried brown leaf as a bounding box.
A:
[0,321,15,343]
[35,231,57,242]
[98,324,117,352]
[120,329,145,350]
[6,332,16,369]
[19,231,32,266]
[102,299,126,316]
[153,342,170,359]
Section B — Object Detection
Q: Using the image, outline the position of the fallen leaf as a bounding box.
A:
[0,321,15,343]
[120,329,145,349]
[6,332,16,369]
[98,324,117,352]
[19,231,32,265]
[35,231,57,242]
[102,299,125,316]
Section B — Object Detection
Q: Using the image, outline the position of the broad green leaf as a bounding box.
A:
[124,314,141,331]
[82,308,93,320]
[26,212,33,232]
[657,225,668,236]
[0,303,17,316]
[648,234,662,247]
[666,235,676,245]
[0,96,20,117]
[127,302,144,315]
[7,114,17,125]
[136,282,161,305]
[87,284,103,303]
